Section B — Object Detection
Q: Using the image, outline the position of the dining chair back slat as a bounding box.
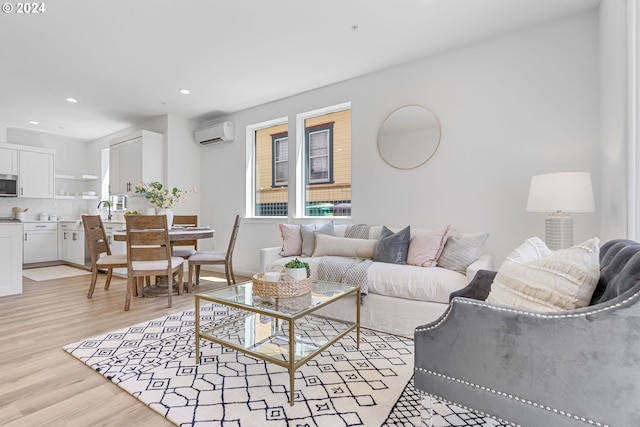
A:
[124,215,184,311]
[172,215,198,258]
[82,215,128,299]
[187,214,241,291]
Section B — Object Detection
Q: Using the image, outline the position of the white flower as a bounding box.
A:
[134,181,196,209]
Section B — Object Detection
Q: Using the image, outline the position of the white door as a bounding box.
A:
[19,151,54,198]
[121,138,142,194]
[69,231,85,265]
[0,224,22,296]
[0,148,18,175]
[24,229,58,263]
[109,143,122,195]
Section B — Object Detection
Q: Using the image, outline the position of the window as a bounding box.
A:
[252,120,289,217]
[248,103,351,218]
[272,134,289,187]
[299,104,351,217]
[306,125,332,184]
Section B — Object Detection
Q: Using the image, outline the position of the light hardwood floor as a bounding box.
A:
[0,267,248,427]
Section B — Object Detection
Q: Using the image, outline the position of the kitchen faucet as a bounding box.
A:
[97,200,112,221]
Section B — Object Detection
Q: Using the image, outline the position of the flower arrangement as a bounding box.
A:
[134,181,196,209]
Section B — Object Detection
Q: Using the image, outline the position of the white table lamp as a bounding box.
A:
[526,172,595,250]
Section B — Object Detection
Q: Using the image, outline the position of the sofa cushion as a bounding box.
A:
[592,239,640,304]
[367,262,467,303]
[344,224,371,239]
[486,237,600,311]
[373,226,411,264]
[334,224,348,237]
[407,226,451,267]
[279,223,302,256]
[301,222,334,256]
[437,228,488,274]
[312,234,377,259]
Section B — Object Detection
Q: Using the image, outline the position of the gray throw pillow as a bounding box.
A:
[373,225,411,264]
[437,228,489,274]
[301,221,334,256]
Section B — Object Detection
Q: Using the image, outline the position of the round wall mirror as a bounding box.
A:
[377,105,441,169]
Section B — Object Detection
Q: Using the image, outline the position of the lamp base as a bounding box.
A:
[545,212,573,251]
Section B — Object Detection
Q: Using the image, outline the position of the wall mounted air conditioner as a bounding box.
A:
[195,121,234,145]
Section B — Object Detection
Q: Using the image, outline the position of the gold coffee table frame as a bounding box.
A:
[195,280,360,406]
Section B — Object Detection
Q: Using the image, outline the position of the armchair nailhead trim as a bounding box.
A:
[421,390,520,427]
[415,367,609,427]
[415,288,640,333]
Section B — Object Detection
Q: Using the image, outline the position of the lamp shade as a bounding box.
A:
[526,172,595,213]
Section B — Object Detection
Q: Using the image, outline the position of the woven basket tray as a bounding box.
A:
[252,273,311,298]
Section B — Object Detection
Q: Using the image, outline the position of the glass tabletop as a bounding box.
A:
[196,280,359,317]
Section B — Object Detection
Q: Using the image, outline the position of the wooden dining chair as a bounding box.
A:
[171,215,198,259]
[187,214,241,291]
[82,215,128,299]
[124,215,184,311]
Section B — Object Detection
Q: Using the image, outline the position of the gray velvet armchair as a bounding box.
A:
[414,239,640,427]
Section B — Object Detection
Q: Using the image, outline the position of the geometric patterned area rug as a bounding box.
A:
[23,265,90,281]
[63,304,510,427]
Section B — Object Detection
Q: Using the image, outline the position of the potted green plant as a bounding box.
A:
[284,258,311,281]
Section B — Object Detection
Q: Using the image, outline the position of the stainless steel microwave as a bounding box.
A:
[0,174,18,197]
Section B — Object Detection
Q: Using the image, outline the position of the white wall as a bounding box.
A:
[199,10,601,274]
[165,114,201,217]
[599,0,630,241]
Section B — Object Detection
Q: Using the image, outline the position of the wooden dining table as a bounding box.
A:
[113,226,215,296]
[112,226,215,243]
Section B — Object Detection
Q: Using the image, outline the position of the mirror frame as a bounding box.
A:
[377,105,441,170]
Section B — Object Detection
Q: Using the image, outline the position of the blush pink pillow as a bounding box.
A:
[279,224,302,256]
[407,225,451,267]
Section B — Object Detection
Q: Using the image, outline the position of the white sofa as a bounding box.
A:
[260,223,492,337]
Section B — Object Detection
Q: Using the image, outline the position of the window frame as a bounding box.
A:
[305,124,334,185]
[295,102,351,218]
[245,116,289,219]
[271,132,289,187]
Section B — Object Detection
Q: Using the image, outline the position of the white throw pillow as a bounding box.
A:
[486,237,600,311]
[312,234,377,259]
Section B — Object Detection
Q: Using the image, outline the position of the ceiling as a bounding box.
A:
[0,0,600,142]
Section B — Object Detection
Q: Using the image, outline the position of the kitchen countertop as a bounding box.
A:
[0,217,22,223]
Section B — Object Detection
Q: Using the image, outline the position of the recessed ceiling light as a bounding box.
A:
[29,120,39,125]
[179,89,190,95]
[66,97,78,103]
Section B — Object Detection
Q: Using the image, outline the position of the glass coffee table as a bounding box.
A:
[194,280,360,406]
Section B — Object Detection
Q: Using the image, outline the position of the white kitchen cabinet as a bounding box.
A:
[0,147,18,175]
[59,222,87,266]
[23,222,58,264]
[0,223,23,296]
[19,149,54,198]
[109,130,163,195]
